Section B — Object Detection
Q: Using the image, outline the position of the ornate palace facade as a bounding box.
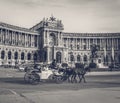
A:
[0,16,120,67]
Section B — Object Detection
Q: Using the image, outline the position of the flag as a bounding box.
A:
[103,47,106,58]
[111,39,114,61]
[112,47,114,60]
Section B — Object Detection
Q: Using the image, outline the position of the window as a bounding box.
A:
[8,51,11,59]
[77,55,80,62]
[84,55,87,62]
[70,55,74,62]
[21,52,24,60]
[70,44,73,50]
[14,52,18,60]
[83,45,86,50]
[77,45,79,50]
[27,53,31,60]
[1,51,5,59]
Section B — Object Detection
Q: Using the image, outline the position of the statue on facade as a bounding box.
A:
[90,44,99,63]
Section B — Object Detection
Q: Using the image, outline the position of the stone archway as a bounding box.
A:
[49,33,57,46]
[56,52,62,63]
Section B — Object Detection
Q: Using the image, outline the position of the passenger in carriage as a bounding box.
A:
[51,59,57,69]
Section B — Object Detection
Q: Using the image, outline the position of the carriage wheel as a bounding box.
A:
[55,76,63,83]
[24,72,31,83]
[24,72,40,85]
[48,74,54,82]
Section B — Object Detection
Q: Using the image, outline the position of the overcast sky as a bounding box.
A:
[0,0,120,33]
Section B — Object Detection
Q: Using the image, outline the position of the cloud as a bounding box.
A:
[0,0,67,7]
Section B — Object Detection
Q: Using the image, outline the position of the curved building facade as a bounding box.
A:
[0,16,120,67]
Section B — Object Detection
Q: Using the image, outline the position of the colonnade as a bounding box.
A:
[63,37,120,51]
[0,28,38,47]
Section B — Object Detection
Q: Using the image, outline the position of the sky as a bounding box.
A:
[0,0,120,33]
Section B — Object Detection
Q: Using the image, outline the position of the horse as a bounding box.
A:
[58,64,90,83]
[71,64,90,83]
[58,67,76,83]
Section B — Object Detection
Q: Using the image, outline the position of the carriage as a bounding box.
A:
[24,65,65,84]
[24,63,90,84]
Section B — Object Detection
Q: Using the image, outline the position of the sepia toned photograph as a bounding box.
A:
[0,0,120,103]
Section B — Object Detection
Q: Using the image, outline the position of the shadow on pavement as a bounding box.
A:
[0,77,26,85]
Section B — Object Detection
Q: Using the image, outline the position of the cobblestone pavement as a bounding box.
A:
[0,67,120,103]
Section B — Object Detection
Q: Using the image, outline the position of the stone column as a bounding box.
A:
[81,38,82,50]
[31,34,33,47]
[117,38,118,50]
[1,29,3,43]
[79,38,81,50]
[25,34,26,47]
[0,29,2,43]
[89,38,90,50]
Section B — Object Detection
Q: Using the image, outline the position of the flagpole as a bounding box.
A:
[111,38,114,69]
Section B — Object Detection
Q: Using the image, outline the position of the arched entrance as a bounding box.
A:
[56,52,62,63]
[43,50,47,62]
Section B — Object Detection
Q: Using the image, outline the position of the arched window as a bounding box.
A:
[77,55,81,62]
[14,52,18,60]
[56,52,62,63]
[8,51,11,59]
[83,55,87,62]
[21,52,24,60]
[27,53,31,60]
[70,55,74,62]
[34,52,37,61]
[1,50,5,59]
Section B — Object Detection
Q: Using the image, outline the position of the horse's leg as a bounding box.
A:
[71,74,74,83]
[82,74,86,83]
[78,73,82,83]
[68,75,71,83]
[73,73,77,83]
